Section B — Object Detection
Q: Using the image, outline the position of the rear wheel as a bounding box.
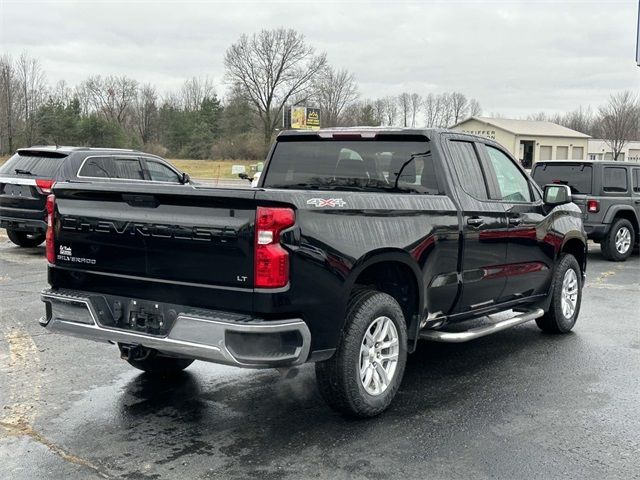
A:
[536,254,582,333]
[315,289,407,417]
[601,218,634,261]
[6,229,46,248]
[119,344,194,374]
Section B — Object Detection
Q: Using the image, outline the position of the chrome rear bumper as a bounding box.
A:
[40,289,311,368]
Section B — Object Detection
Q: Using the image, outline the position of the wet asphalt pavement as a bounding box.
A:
[0,232,638,480]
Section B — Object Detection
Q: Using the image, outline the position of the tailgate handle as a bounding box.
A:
[123,194,159,208]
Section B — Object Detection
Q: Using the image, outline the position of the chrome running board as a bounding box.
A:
[419,308,544,343]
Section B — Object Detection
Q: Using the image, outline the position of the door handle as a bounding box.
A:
[508,216,523,226]
[467,217,484,227]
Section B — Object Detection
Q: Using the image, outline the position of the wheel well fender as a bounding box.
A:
[344,250,424,345]
[560,236,587,276]
[604,205,639,233]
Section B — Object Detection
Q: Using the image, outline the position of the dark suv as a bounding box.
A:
[0,146,189,248]
[532,160,639,261]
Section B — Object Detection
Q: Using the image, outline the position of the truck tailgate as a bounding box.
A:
[53,183,257,289]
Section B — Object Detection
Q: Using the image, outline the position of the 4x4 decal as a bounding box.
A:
[306,198,347,208]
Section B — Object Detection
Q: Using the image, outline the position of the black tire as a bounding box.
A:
[315,289,408,418]
[536,254,582,334]
[601,218,634,262]
[6,229,46,248]
[120,346,194,374]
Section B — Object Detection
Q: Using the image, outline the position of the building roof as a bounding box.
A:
[535,159,640,166]
[453,117,591,139]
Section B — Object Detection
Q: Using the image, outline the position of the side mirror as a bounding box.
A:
[543,184,572,206]
[180,172,190,184]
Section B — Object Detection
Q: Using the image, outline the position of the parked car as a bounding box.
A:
[40,129,586,417]
[532,160,639,261]
[0,146,190,248]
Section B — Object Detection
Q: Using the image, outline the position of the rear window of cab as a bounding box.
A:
[0,152,67,177]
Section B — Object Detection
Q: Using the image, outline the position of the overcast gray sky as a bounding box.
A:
[1,0,639,118]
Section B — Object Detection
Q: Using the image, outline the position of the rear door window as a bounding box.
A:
[145,160,181,183]
[532,163,592,194]
[447,140,488,200]
[603,167,628,193]
[0,153,66,177]
[633,169,640,193]
[79,157,145,180]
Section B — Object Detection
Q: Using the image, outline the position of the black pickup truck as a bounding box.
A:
[40,128,587,417]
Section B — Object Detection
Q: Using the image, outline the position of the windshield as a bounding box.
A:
[0,153,67,178]
[262,139,440,194]
[532,163,592,194]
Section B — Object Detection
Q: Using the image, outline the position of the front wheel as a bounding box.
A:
[6,229,46,248]
[536,254,582,333]
[315,289,408,417]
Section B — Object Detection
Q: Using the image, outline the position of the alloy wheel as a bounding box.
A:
[359,316,399,396]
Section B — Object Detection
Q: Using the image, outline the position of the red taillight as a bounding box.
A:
[255,207,295,288]
[587,199,599,213]
[46,194,56,264]
[36,179,54,194]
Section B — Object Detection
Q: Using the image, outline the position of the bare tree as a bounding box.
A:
[16,52,47,145]
[551,106,597,136]
[83,75,138,127]
[51,80,72,105]
[373,98,386,125]
[526,111,549,122]
[73,82,91,116]
[224,28,327,149]
[134,84,158,145]
[423,93,439,128]
[436,93,454,127]
[450,91,469,125]
[598,91,640,160]
[381,96,398,126]
[180,76,215,112]
[0,55,21,153]
[313,66,358,127]
[410,93,422,127]
[468,98,482,117]
[398,92,411,127]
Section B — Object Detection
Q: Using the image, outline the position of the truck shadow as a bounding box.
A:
[112,324,583,473]
[0,242,45,258]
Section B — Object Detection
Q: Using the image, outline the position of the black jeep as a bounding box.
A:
[0,146,189,248]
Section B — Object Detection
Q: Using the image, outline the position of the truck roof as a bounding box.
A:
[16,146,141,155]
[277,127,449,138]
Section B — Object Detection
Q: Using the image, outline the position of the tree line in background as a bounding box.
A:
[526,91,640,161]
[1,28,639,160]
